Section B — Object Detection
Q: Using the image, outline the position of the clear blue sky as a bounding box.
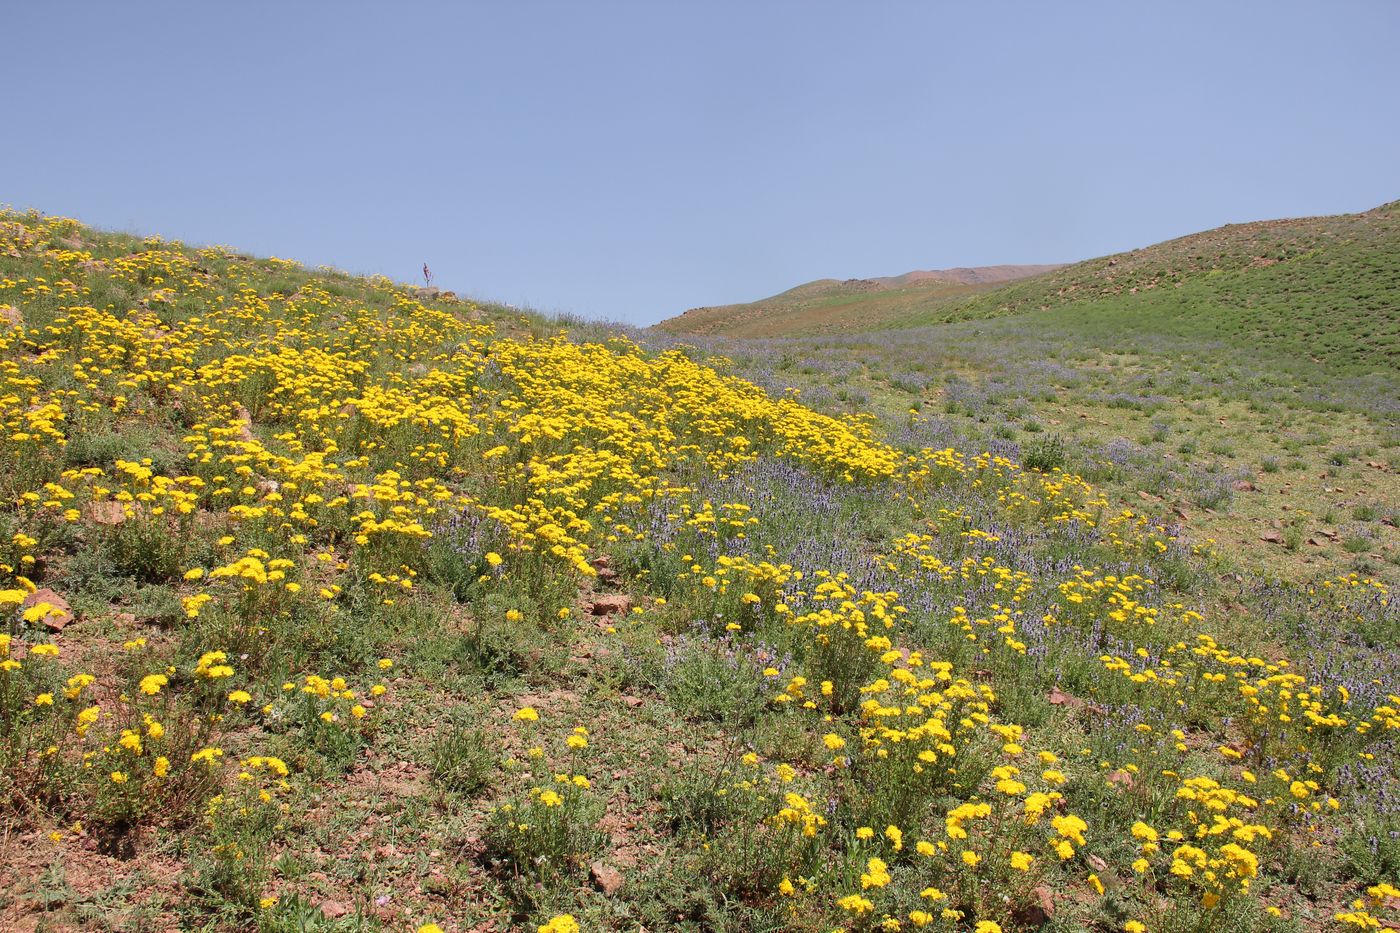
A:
[6,2,1398,325]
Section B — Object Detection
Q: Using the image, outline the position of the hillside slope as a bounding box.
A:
[872,264,1064,288]
[1,210,1397,933]
[659,201,1400,373]
[658,264,1061,338]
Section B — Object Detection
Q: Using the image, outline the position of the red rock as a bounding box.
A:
[22,589,74,632]
[89,500,127,525]
[1014,885,1055,924]
[234,405,255,442]
[590,861,624,894]
[590,594,632,616]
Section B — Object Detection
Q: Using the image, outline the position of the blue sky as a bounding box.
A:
[6,2,1398,325]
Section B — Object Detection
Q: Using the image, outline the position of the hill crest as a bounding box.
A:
[661,263,1062,338]
[657,200,1399,340]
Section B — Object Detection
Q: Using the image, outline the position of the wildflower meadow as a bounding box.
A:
[0,208,1396,933]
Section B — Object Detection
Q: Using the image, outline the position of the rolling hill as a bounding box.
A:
[1,207,1397,933]
[658,200,1400,373]
[658,264,1062,338]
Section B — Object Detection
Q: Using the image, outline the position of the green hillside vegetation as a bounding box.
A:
[657,266,1062,339]
[911,200,1400,374]
[1,207,1398,933]
[657,279,997,338]
[647,201,1400,584]
[661,201,1400,374]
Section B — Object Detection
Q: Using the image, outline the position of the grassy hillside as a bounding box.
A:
[910,200,1400,374]
[660,201,1400,374]
[656,265,1061,339]
[648,200,1400,588]
[1,210,1398,933]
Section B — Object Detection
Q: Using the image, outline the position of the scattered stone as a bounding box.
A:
[1107,770,1134,789]
[590,594,632,616]
[1014,885,1054,924]
[1259,531,1284,545]
[590,861,625,894]
[0,305,20,327]
[1232,480,1257,492]
[234,405,255,442]
[1046,687,1103,714]
[318,899,349,919]
[89,500,127,525]
[22,588,74,632]
[622,695,644,708]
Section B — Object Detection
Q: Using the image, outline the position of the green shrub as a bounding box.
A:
[1022,434,1067,473]
[430,722,496,795]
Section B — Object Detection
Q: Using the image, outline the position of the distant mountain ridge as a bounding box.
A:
[659,263,1062,338]
[871,264,1065,288]
[656,200,1400,346]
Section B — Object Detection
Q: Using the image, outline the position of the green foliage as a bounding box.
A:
[483,779,604,884]
[429,721,496,795]
[1021,434,1067,473]
[660,637,768,725]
